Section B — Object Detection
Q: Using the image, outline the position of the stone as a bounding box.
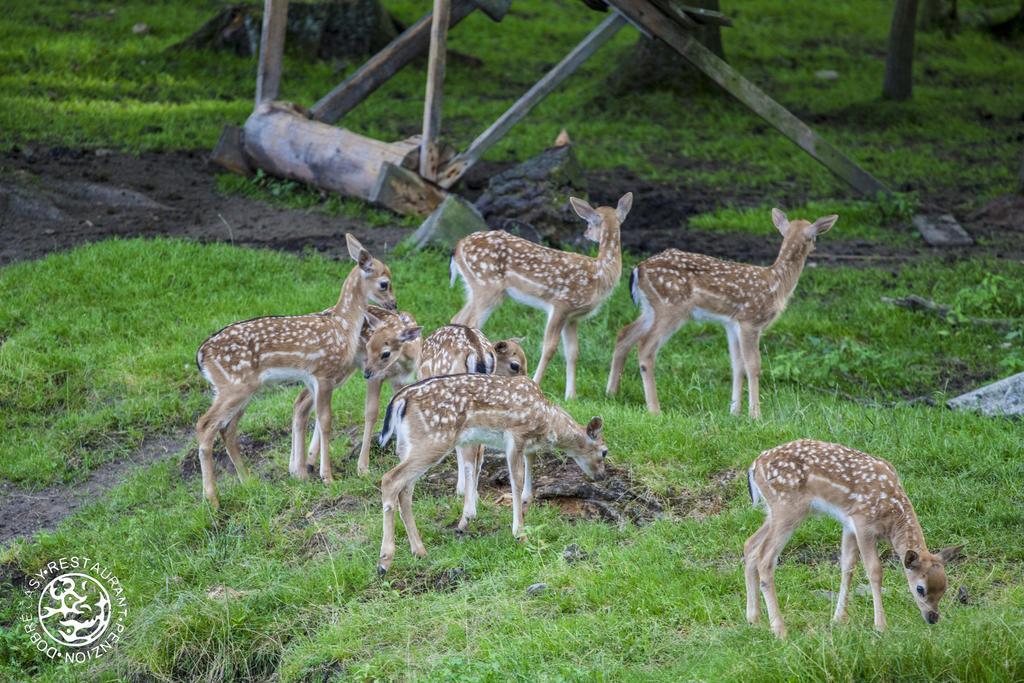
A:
[525,582,549,596]
[132,22,151,35]
[474,144,587,246]
[912,213,973,246]
[404,194,488,251]
[947,371,1024,417]
[814,69,839,81]
[563,543,590,564]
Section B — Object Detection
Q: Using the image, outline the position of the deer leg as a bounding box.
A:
[196,390,250,508]
[290,389,313,480]
[744,519,772,624]
[398,481,427,558]
[378,446,436,574]
[505,441,527,539]
[636,328,666,415]
[533,309,567,389]
[756,512,804,638]
[358,377,383,476]
[220,406,252,482]
[522,452,534,506]
[457,445,483,532]
[833,528,860,623]
[855,529,887,631]
[452,286,504,328]
[313,382,335,484]
[561,320,580,400]
[607,315,649,396]
[726,322,744,416]
[455,445,468,496]
[739,326,763,419]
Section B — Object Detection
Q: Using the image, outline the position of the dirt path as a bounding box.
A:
[0,431,188,544]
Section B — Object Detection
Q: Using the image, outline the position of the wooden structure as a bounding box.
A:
[215,0,888,218]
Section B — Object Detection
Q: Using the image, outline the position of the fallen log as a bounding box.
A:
[881,294,1018,329]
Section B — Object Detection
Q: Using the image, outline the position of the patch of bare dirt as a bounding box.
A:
[384,566,468,596]
[178,429,287,480]
[0,430,188,545]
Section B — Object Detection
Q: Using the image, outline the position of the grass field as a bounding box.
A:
[2,0,1023,680]
[2,241,1023,680]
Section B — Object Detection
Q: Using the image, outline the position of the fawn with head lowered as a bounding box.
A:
[450,193,632,399]
[194,234,394,508]
[375,374,606,574]
[745,440,963,638]
[607,209,838,417]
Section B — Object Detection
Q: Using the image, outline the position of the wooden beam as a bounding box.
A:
[255,0,289,105]
[309,0,479,124]
[420,0,452,181]
[606,0,888,196]
[436,12,626,189]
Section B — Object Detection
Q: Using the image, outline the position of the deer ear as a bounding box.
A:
[586,416,603,440]
[904,550,921,569]
[363,309,384,331]
[936,545,964,564]
[771,208,790,236]
[494,340,509,353]
[570,197,599,225]
[399,326,422,342]
[810,214,839,236]
[345,233,365,261]
[616,192,633,223]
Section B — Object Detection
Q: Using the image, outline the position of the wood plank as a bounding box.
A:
[606,0,889,196]
[436,12,626,189]
[420,0,452,181]
[210,125,253,176]
[255,0,289,105]
[370,162,448,216]
[309,0,479,124]
[243,102,421,201]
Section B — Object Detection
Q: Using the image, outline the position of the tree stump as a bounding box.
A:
[171,0,398,60]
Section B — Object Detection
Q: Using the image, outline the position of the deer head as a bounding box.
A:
[564,415,607,481]
[903,545,963,624]
[362,310,422,380]
[346,233,397,310]
[569,193,633,242]
[771,209,839,254]
[492,338,528,376]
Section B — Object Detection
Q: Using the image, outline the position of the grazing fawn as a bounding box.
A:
[745,440,963,638]
[375,374,606,574]
[607,209,838,417]
[293,306,422,478]
[450,193,632,399]
[194,234,395,508]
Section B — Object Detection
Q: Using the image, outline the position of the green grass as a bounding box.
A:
[2,0,1023,209]
[2,239,1023,680]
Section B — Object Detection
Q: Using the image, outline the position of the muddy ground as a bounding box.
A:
[7,145,1020,267]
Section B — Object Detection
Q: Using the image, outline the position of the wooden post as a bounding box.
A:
[420,0,451,181]
[883,0,919,101]
[606,0,889,196]
[255,0,289,105]
[437,12,626,189]
[310,0,480,124]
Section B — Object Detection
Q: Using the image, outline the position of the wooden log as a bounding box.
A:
[437,12,626,189]
[242,102,420,201]
[310,0,480,123]
[420,0,451,181]
[606,0,889,196]
[255,0,289,104]
[369,162,448,216]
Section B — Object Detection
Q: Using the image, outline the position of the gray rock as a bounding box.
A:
[947,371,1024,417]
[563,544,590,564]
[912,213,973,246]
[525,582,548,596]
[814,69,839,81]
[404,194,488,251]
[474,144,587,246]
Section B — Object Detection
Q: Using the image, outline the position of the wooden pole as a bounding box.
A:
[606,0,889,196]
[883,0,919,101]
[420,0,452,181]
[437,12,626,189]
[310,0,479,124]
[255,0,289,105]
